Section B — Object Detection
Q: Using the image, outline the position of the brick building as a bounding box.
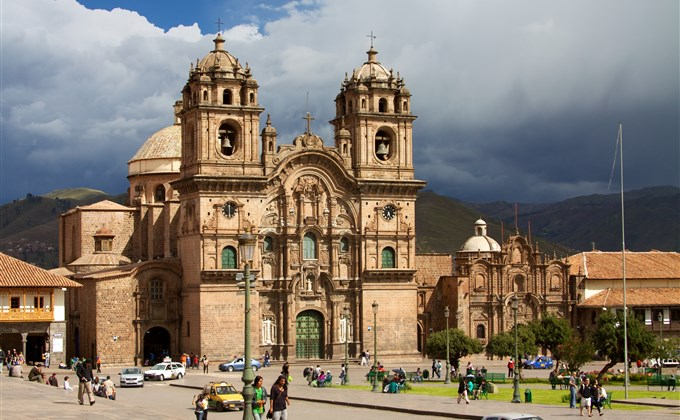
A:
[59,35,428,366]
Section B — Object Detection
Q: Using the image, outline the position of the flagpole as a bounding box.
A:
[619,123,629,399]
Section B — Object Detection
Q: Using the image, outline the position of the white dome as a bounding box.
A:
[460,219,501,252]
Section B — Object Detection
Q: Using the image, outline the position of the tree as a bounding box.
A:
[591,309,657,380]
[529,314,572,365]
[554,339,594,372]
[484,325,537,370]
[426,328,483,373]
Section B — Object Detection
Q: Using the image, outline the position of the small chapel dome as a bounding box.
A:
[128,108,181,177]
[196,33,244,78]
[460,219,501,252]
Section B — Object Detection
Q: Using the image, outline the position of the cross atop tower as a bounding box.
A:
[303,112,315,134]
[215,17,224,33]
[366,31,377,48]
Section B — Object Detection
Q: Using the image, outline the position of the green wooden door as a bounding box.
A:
[296,310,323,359]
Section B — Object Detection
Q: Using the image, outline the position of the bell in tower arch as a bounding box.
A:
[376,141,389,159]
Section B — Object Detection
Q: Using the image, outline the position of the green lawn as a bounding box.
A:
[342,381,679,411]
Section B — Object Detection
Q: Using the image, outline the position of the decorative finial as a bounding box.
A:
[266,114,272,127]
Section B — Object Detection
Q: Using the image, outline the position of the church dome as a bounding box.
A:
[196,33,245,78]
[128,115,181,176]
[354,47,391,81]
[460,219,501,252]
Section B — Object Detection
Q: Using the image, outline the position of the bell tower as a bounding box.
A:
[330,44,416,180]
[180,33,265,177]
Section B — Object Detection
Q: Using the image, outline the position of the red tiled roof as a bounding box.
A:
[567,251,680,280]
[578,287,680,308]
[0,253,82,288]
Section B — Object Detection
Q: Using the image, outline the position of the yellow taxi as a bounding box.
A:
[202,382,244,412]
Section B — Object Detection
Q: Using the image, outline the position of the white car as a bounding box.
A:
[144,362,186,381]
[119,367,144,387]
[482,414,544,420]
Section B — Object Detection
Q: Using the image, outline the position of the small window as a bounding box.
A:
[223,89,232,105]
[381,247,395,268]
[150,279,163,300]
[476,324,486,339]
[361,98,366,109]
[34,296,44,309]
[249,92,255,104]
[203,90,208,101]
[340,237,349,253]
[10,297,20,309]
[155,185,166,202]
[378,98,387,112]
[263,237,274,253]
[222,246,237,269]
[303,233,317,260]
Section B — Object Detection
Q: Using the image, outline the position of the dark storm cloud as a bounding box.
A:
[1,0,677,204]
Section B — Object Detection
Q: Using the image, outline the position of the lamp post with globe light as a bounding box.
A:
[658,312,663,342]
[371,301,380,392]
[511,295,521,404]
[238,230,257,420]
[444,306,451,384]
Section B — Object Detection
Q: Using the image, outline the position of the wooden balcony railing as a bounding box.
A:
[0,308,54,322]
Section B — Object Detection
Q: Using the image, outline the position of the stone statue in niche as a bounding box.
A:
[306,277,313,291]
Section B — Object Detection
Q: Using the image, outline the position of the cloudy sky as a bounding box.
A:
[1,0,677,204]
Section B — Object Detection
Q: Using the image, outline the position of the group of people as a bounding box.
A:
[74,358,116,406]
[193,374,290,420]
[565,372,607,416]
[303,365,333,387]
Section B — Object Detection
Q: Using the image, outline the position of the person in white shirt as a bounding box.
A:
[63,376,74,391]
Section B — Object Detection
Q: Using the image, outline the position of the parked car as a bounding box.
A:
[482,414,543,420]
[218,357,262,372]
[119,367,144,387]
[144,362,186,380]
[523,356,553,369]
[202,381,244,412]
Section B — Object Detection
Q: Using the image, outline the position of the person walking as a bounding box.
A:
[193,393,208,420]
[456,376,470,404]
[579,377,593,417]
[252,375,269,420]
[202,355,209,374]
[592,380,606,416]
[268,375,290,420]
[96,355,101,373]
[508,358,515,378]
[76,359,96,406]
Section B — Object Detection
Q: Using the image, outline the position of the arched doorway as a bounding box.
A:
[296,310,323,359]
[143,326,170,365]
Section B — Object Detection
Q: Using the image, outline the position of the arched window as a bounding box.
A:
[262,316,276,345]
[403,101,408,112]
[303,233,317,260]
[222,246,237,269]
[378,98,387,112]
[154,185,166,203]
[340,237,349,253]
[222,89,232,105]
[150,279,163,300]
[514,274,525,292]
[476,324,486,339]
[218,122,237,156]
[381,247,395,268]
[361,98,366,109]
[249,92,255,104]
[263,236,274,253]
[202,90,208,101]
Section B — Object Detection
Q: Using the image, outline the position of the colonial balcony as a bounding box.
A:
[0,307,54,322]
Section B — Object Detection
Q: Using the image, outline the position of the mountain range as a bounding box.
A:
[1,186,677,269]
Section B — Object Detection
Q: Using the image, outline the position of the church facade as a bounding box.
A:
[58,35,425,365]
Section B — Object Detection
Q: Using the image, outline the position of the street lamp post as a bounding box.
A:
[238,231,257,420]
[371,301,380,392]
[444,306,450,384]
[511,295,521,404]
[343,306,350,385]
[658,312,663,342]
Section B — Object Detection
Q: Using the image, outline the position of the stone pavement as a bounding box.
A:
[1,361,677,420]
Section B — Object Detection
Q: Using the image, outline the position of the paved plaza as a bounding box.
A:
[0,359,678,420]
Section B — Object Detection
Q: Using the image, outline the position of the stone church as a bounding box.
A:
[58,34,426,365]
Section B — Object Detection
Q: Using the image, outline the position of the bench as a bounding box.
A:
[366,370,386,383]
[603,392,612,409]
[550,376,570,390]
[646,375,673,390]
[485,372,506,384]
[406,371,423,382]
[471,383,489,400]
